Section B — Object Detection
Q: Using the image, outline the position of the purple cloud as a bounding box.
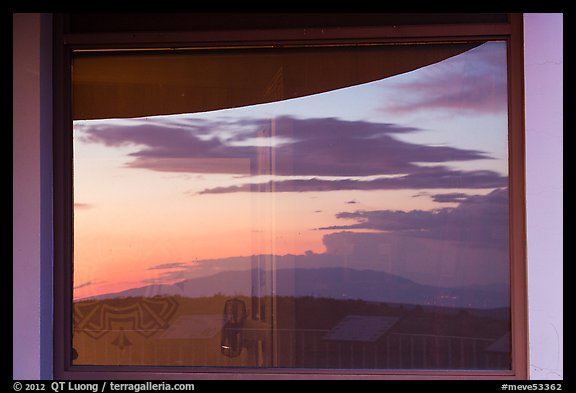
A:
[320,188,509,250]
[82,116,489,174]
[74,281,95,290]
[147,262,190,270]
[381,42,507,115]
[80,115,505,193]
[199,166,506,194]
[80,121,257,174]
[428,192,472,203]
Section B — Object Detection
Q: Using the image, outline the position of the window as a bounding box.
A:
[53,13,528,379]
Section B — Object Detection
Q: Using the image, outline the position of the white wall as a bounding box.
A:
[12,13,563,380]
[524,13,564,380]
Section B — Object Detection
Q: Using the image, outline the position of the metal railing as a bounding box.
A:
[74,327,510,370]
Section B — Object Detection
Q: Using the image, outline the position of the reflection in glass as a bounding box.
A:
[72,42,511,370]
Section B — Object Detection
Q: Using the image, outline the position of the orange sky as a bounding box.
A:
[73,178,454,298]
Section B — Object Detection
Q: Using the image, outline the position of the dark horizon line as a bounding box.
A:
[75,265,510,310]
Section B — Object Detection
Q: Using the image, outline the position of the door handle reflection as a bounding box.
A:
[221,298,247,357]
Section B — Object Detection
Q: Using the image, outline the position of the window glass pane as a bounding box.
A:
[72,42,511,370]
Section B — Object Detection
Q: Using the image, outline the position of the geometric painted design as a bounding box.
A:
[111,328,132,350]
[73,297,179,340]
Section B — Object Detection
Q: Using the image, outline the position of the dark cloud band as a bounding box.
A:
[79,115,505,194]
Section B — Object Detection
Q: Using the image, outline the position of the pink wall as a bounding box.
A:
[13,13,52,380]
[12,13,563,379]
[524,13,563,380]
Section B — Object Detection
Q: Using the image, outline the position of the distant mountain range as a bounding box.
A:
[90,267,509,309]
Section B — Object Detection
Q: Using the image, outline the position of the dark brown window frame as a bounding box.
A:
[52,13,528,380]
